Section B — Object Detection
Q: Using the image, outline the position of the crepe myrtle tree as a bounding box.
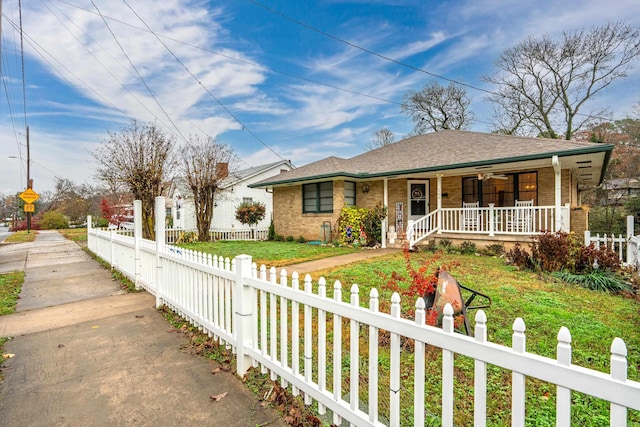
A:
[92,119,177,240]
[180,135,236,242]
[235,201,266,239]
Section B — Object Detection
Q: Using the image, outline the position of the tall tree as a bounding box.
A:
[486,22,640,140]
[92,120,177,239]
[401,81,473,134]
[366,128,395,151]
[180,135,236,241]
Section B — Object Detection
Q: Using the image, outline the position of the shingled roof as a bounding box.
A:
[251,130,613,188]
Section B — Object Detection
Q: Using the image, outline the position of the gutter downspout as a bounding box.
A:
[552,156,562,231]
[382,178,388,248]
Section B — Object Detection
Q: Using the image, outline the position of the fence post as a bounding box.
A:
[584,230,591,247]
[627,215,634,267]
[87,215,93,252]
[155,197,165,309]
[234,254,254,376]
[133,200,142,290]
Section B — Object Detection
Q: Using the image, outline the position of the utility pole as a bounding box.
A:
[26,125,32,233]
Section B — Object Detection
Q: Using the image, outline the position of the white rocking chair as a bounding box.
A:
[508,199,534,232]
[462,201,480,231]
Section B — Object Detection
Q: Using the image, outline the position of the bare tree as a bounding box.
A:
[93,120,177,239]
[366,127,395,151]
[401,81,474,134]
[486,22,640,140]
[180,135,236,241]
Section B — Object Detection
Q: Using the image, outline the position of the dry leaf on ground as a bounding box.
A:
[209,392,228,402]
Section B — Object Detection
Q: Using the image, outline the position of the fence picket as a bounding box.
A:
[474,310,488,427]
[556,326,572,426]
[368,288,379,424]
[512,318,527,427]
[389,292,401,427]
[333,280,343,426]
[269,267,278,381]
[349,284,360,426]
[610,338,628,426]
[442,304,454,427]
[318,278,327,416]
[280,269,289,388]
[303,274,313,406]
[292,272,300,396]
[414,298,426,427]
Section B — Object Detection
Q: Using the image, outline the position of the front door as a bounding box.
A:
[408,181,429,220]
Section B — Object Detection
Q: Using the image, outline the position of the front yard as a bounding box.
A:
[180,240,639,426]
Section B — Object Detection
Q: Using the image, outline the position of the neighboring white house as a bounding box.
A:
[170,160,294,231]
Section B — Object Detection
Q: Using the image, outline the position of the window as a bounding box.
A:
[344,181,356,206]
[243,197,253,204]
[303,182,333,213]
[462,172,537,207]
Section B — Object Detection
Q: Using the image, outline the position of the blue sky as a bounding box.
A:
[2,0,640,195]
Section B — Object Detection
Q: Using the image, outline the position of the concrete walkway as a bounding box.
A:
[281,247,401,278]
[0,231,285,427]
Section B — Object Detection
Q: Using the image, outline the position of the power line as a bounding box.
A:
[90,0,188,144]
[121,0,286,162]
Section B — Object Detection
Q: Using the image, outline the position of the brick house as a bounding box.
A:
[250,130,613,248]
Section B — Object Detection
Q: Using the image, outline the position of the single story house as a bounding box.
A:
[171,160,294,231]
[250,130,613,248]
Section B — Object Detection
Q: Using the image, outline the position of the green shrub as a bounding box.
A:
[285,235,295,242]
[267,219,276,241]
[459,241,476,255]
[483,243,505,257]
[296,235,306,243]
[524,231,621,274]
[176,231,197,243]
[505,242,534,270]
[336,204,387,246]
[436,239,453,253]
[274,234,285,242]
[40,211,69,229]
[551,270,630,293]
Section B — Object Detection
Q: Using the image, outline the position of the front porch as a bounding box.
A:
[402,204,570,248]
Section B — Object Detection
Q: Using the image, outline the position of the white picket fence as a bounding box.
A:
[85,199,640,427]
[108,227,269,244]
[585,216,640,269]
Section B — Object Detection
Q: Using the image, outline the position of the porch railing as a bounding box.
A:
[408,204,570,247]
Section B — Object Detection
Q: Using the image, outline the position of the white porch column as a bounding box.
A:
[552,156,562,231]
[437,174,443,234]
[382,178,388,249]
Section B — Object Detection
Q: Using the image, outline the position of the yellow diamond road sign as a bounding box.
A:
[19,188,40,204]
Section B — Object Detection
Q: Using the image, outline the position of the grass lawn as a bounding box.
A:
[0,272,24,316]
[3,231,37,243]
[305,250,639,426]
[176,240,360,267]
[58,227,88,244]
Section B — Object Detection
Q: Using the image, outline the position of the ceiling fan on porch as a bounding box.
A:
[478,172,508,181]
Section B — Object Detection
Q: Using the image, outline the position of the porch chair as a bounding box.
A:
[462,201,479,231]
[508,199,534,232]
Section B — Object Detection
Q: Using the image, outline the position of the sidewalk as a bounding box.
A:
[0,231,285,427]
